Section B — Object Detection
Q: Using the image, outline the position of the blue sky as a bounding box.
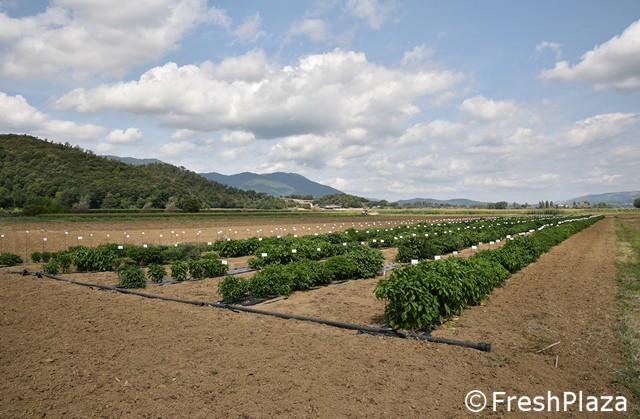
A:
[0,0,638,203]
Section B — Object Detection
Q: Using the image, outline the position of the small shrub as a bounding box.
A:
[42,259,60,275]
[147,263,167,283]
[0,253,23,266]
[54,252,73,274]
[171,261,188,281]
[31,252,42,263]
[218,276,249,302]
[118,265,147,289]
[248,265,295,297]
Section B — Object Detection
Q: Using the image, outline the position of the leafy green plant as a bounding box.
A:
[117,265,147,289]
[147,263,167,283]
[344,246,384,278]
[42,259,60,275]
[53,252,73,274]
[324,255,358,281]
[218,276,249,302]
[171,261,188,281]
[248,264,295,297]
[69,244,118,272]
[0,253,22,266]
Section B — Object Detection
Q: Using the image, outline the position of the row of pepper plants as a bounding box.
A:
[36,242,227,288]
[214,214,593,302]
[374,215,603,331]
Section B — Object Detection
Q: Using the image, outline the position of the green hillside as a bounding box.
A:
[0,134,287,213]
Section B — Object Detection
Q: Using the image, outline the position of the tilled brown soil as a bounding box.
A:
[0,215,633,418]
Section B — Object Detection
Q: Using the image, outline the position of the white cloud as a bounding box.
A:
[345,0,394,30]
[398,119,466,145]
[459,95,518,121]
[105,127,145,144]
[171,128,197,141]
[287,18,328,42]
[54,49,466,142]
[539,19,640,91]
[0,91,104,141]
[400,44,436,66]
[232,12,265,43]
[0,0,229,78]
[534,41,562,60]
[158,140,198,157]
[561,112,640,146]
[221,130,255,146]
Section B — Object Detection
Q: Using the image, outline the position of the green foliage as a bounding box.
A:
[375,257,510,330]
[68,244,118,272]
[395,236,445,262]
[188,258,227,279]
[323,255,358,281]
[170,261,189,281]
[375,215,604,330]
[343,245,384,278]
[0,253,22,266]
[53,252,73,274]
[312,193,389,209]
[117,265,147,289]
[248,264,295,297]
[215,237,260,257]
[42,259,60,275]
[0,133,288,210]
[146,263,167,283]
[218,276,249,302]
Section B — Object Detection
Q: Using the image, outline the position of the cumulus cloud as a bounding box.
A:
[459,95,518,121]
[54,49,466,142]
[561,112,640,146]
[0,0,229,78]
[398,119,466,145]
[0,91,104,141]
[221,130,255,146]
[539,19,640,91]
[105,127,145,144]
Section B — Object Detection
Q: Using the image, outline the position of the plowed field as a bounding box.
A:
[0,214,634,417]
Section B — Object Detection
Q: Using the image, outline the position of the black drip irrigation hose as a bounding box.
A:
[15,270,491,352]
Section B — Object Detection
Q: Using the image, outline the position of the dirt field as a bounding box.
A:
[0,214,636,417]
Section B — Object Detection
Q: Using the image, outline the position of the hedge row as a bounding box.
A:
[375,215,603,330]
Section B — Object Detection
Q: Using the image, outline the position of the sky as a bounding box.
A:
[0,0,639,204]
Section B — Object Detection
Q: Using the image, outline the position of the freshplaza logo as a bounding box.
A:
[465,390,627,413]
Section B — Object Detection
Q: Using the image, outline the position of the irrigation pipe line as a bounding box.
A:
[15,270,491,352]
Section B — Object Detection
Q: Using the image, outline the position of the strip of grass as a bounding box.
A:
[614,216,640,416]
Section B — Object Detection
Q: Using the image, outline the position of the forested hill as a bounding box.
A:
[0,134,287,212]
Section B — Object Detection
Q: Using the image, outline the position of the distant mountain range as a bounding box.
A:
[199,172,343,198]
[104,154,638,207]
[561,191,640,207]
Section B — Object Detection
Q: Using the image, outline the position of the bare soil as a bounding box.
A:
[0,214,635,418]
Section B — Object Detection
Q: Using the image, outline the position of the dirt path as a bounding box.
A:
[0,216,631,417]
